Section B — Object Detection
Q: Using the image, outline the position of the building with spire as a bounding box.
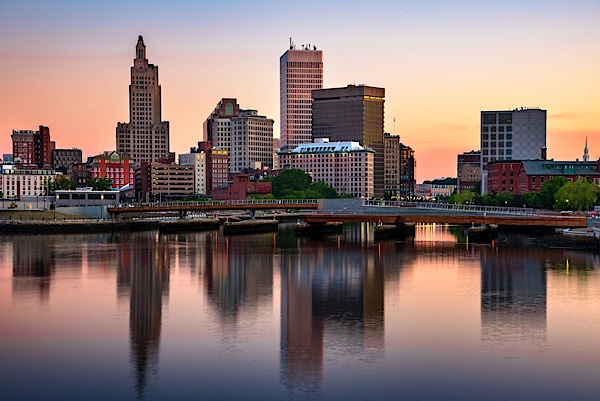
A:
[279,40,323,152]
[116,36,172,163]
[583,136,589,162]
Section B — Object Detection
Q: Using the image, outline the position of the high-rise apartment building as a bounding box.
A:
[279,41,323,152]
[179,151,207,195]
[312,84,385,197]
[11,126,52,167]
[116,36,171,163]
[480,108,546,193]
[383,133,400,197]
[204,98,274,173]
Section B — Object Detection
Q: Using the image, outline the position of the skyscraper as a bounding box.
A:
[116,36,171,163]
[279,40,323,152]
[11,125,52,167]
[312,84,385,197]
[480,108,546,193]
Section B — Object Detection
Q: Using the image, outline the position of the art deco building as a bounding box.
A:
[279,41,323,152]
[116,36,171,163]
[204,98,274,173]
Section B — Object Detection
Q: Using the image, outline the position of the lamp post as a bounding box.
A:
[100,194,104,220]
[54,194,58,220]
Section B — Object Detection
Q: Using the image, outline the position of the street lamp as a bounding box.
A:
[100,194,104,220]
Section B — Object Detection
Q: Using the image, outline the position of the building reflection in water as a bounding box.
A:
[480,244,547,351]
[117,232,170,399]
[280,223,385,392]
[204,233,273,325]
[11,236,58,303]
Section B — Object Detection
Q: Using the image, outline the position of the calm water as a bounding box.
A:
[0,224,599,401]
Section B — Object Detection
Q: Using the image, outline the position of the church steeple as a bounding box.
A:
[583,136,589,162]
[136,35,146,60]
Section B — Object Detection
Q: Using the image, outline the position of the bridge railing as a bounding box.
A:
[363,200,584,217]
[111,199,320,208]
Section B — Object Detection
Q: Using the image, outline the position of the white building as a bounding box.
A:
[480,108,546,193]
[179,152,207,195]
[278,139,374,199]
[116,35,171,163]
[279,40,323,152]
[0,165,59,198]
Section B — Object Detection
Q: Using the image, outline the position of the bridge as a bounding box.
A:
[307,199,587,228]
[107,199,318,219]
[107,199,587,228]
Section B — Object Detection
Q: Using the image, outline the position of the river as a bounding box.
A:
[0,223,598,400]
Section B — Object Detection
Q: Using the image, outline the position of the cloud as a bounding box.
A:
[549,112,583,120]
[437,123,469,131]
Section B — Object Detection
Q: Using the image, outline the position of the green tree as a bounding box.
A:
[0,191,3,198]
[450,190,475,204]
[87,177,113,191]
[538,177,567,210]
[555,177,598,211]
[54,175,75,190]
[521,192,540,208]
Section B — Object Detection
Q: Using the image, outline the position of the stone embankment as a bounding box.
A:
[0,219,220,235]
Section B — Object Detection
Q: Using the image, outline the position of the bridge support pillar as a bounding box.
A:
[179,211,187,219]
[248,209,255,220]
[374,223,415,240]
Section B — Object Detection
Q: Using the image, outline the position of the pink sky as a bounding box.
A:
[1,1,598,182]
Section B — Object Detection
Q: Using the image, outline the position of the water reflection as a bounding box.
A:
[117,232,170,399]
[480,244,547,351]
[280,223,386,393]
[12,236,56,303]
[205,234,273,324]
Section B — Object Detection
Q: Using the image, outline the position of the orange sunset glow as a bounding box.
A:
[1,1,598,181]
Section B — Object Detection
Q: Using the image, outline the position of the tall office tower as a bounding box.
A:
[279,40,323,152]
[480,108,546,193]
[312,84,385,197]
[116,35,171,163]
[11,125,52,167]
[204,98,274,173]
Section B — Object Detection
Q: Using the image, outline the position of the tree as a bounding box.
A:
[538,177,567,210]
[264,169,340,199]
[87,177,113,191]
[450,190,475,204]
[54,175,75,190]
[0,191,3,199]
[555,177,598,211]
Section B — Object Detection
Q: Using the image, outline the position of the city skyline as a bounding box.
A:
[1,1,598,182]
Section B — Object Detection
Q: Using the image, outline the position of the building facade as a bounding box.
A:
[179,151,207,195]
[399,143,416,198]
[517,160,600,194]
[480,108,546,193]
[457,150,481,193]
[312,84,385,197]
[279,41,323,152]
[136,162,194,200]
[0,165,58,198]
[278,139,374,199]
[11,126,52,167]
[212,174,272,201]
[204,98,274,173]
[383,133,400,197]
[485,160,523,195]
[52,148,83,169]
[116,36,171,163]
[90,151,136,190]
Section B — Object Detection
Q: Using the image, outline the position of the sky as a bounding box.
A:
[1,0,599,182]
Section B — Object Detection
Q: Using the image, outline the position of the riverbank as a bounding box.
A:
[529,233,600,251]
